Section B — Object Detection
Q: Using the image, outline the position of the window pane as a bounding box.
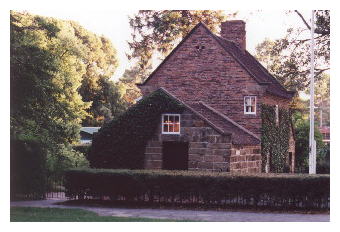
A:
[163,115,168,123]
[245,97,250,106]
[174,123,180,132]
[169,115,174,123]
[169,124,174,132]
[251,106,255,112]
[174,116,179,123]
[251,97,255,106]
[163,124,168,132]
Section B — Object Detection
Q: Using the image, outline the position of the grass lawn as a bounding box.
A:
[10,207,187,222]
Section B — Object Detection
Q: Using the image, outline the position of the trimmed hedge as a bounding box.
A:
[65,168,330,210]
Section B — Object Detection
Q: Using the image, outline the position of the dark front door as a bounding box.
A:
[162,142,189,170]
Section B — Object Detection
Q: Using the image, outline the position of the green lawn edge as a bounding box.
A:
[10,207,193,222]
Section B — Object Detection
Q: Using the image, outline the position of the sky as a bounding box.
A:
[27,10,310,81]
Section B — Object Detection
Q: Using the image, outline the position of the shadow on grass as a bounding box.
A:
[10,207,191,222]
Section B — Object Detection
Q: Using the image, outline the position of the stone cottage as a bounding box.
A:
[136,20,295,173]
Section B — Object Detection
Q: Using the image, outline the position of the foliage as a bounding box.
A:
[72,144,91,155]
[261,104,291,173]
[83,78,128,126]
[128,10,229,73]
[10,139,47,200]
[69,19,125,126]
[65,168,330,210]
[10,207,183,222]
[46,144,89,178]
[118,64,153,105]
[294,120,326,173]
[88,89,185,169]
[10,11,124,183]
[11,11,90,149]
[255,10,330,92]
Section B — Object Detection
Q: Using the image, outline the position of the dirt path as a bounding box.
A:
[10,200,330,222]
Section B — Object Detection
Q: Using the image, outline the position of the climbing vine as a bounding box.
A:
[88,89,185,169]
[261,104,291,173]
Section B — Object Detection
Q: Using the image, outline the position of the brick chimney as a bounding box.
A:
[220,20,246,50]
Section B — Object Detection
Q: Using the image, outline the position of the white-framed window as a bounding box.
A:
[244,96,256,115]
[162,114,180,134]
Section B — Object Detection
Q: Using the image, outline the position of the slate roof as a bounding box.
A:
[212,35,295,99]
[139,22,295,99]
[160,88,260,145]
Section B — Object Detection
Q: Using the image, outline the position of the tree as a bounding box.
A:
[11,11,90,148]
[255,10,330,92]
[11,11,124,176]
[85,77,128,126]
[118,64,153,105]
[127,10,230,75]
[68,21,124,126]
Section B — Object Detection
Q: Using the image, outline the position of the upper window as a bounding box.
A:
[244,96,256,115]
[162,114,180,134]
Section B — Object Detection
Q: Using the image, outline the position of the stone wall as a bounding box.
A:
[144,109,232,172]
[139,24,266,137]
[230,145,262,173]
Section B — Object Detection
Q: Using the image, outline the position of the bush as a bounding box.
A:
[72,144,91,155]
[46,144,89,179]
[88,89,185,169]
[294,120,325,173]
[10,139,47,200]
[65,168,330,210]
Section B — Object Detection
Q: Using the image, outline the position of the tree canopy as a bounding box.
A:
[127,10,230,73]
[10,11,126,173]
[255,10,330,92]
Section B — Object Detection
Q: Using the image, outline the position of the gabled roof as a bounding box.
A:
[138,22,295,99]
[160,88,260,145]
[80,127,100,135]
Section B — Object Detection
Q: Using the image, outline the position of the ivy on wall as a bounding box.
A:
[261,104,291,173]
[88,89,185,169]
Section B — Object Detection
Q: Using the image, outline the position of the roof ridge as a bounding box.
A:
[159,88,229,135]
[198,101,260,141]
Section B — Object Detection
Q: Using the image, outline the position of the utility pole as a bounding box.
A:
[309,10,316,174]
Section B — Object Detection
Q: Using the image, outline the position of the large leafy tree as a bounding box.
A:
[127,10,229,75]
[10,11,125,174]
[71,23,125,126]
[255,10,330,92]
[11,11,89,146]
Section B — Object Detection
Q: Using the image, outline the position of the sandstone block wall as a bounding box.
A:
[144,109,232,172]
[230,145,262,173]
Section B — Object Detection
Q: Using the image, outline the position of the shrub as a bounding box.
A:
[10,139,47,199]
[88,89,185,169]
[65,168,330,210]
[72,144,91,155]
[294,120,325,173]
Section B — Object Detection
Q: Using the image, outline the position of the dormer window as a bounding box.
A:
[244,96,256,115]
[162,114,180,134]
